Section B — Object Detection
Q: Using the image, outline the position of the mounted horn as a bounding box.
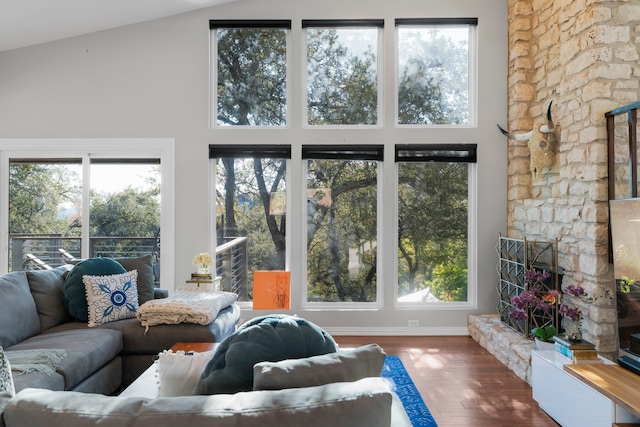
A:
[539,101,554,133]
[497,124,533,141]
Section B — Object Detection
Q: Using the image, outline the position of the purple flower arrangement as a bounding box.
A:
[509,268,592,341]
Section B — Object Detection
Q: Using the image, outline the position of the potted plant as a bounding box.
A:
[510,268,613,347]
[509,268,561,349]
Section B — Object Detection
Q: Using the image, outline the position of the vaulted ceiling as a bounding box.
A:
[0,0,236,52]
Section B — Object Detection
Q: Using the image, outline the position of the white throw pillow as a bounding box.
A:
[83,270,139,327]
[157,350,215,397]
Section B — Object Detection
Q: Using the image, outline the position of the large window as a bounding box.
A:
[396,144,476,304]
[396,18,476,125]
[0,139,174,287]
[304,20,382,126]
[210,20,290,127]
[209,18,479,310]
[210,145,290,301]
[304,146,383,303]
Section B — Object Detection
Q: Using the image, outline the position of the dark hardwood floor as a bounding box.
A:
[333,336,559,427]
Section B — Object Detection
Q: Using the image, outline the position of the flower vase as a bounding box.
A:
[198,264,210,275]
[534,338,555,351]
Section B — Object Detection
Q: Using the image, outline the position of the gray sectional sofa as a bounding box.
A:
[2,344,412,427]
[0,259,240,394]
[0,260,412,427]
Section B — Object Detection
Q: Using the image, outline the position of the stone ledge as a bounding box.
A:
[468,313,534,384]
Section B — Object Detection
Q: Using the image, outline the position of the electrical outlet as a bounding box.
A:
[408,320,419,327]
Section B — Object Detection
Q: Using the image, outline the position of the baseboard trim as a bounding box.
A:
[323,326,469,336]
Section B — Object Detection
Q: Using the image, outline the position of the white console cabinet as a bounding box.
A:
[531,350,640,427]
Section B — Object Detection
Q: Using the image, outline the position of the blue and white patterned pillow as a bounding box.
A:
[83,270,139,327]
[0,346,14,395]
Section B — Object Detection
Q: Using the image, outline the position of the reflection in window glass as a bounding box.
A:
[306,159,378,302]
[215,27,288,126]
[397,162,468,302]
[398,26,470,125]
[306,26,379,125]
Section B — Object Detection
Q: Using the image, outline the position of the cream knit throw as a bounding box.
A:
[136,287,238,332]
[7,349,67,376]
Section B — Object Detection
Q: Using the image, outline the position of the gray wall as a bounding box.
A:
[0,0,507,334]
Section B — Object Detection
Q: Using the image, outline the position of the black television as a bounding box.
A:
[609,198,640,374]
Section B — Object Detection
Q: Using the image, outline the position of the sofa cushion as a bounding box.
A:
[4,377,394,427]
[115,255,155,305]
[0,272,40,348]
[196,314,337,395]
[63,258,126,322]
[9,328,122,390]
[84,270,139,327]
[26,266,74,332]
[253,343,386,390]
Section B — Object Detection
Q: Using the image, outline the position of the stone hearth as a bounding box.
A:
[468,313,534,385]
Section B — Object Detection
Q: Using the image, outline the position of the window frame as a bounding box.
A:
[0,138,175,290]
[395,18,478,128]
[394,143,478,310]
[210,20,292,128]
[209,144,292,305]
[302,19,384,128]
[301,144,384,309]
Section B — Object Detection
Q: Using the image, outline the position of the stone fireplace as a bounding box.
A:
[470,0,640,379]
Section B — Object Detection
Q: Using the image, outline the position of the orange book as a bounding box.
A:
[253,271,290,310]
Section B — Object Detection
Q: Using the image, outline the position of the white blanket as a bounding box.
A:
[7,349,67,375]
[136,287,238,331]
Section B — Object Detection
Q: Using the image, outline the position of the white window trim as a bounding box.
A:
[0,138,175,291]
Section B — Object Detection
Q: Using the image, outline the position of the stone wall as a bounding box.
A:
[505,0,640,354]
[468,314,534,384]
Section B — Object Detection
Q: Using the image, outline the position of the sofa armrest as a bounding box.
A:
[153,288,169,299]
[4,378,397,427]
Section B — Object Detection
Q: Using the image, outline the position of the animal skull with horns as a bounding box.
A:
[498,101,556,180]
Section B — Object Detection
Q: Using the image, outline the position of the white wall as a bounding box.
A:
[0,0,507,334]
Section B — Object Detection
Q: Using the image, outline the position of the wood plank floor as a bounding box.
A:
[333,336,559,427]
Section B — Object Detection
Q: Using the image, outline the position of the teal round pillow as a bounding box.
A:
[63,258,126,322]
[195,314,338,394]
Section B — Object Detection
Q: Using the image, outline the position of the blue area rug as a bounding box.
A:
[382,355,438,426]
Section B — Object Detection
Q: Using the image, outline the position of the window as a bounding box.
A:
[304,20,382,125]
[396,144,476,303]
[209,18,480,310]
[210,20,290,127]
[8,159,82,270]
[396,18,477,126]
[89,159,161,261]
[0,139,174,288]
[303,145,383,303]
[210,145,290,301]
